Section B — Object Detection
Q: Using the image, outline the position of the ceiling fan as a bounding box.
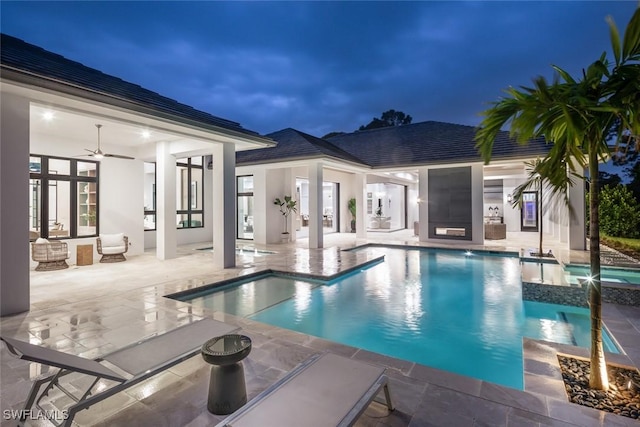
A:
[81,124,135,160]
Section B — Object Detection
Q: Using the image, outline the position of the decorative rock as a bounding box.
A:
[558,355,640,420]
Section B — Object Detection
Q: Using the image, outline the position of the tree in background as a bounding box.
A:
[598,185,640,238]
[322,131,346,139]
[627,160,640,200]
[475,8,640,390]
[598,171,623,188]
[358,109,412,131]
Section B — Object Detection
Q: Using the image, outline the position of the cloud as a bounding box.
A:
[1,1,637,136]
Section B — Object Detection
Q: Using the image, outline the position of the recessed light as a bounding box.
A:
[42,111,54,121]
[141,130,151,139]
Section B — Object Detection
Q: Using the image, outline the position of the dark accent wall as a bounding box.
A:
[428,167,472,240]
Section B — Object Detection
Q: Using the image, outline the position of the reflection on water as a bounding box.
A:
[182,248,618,390]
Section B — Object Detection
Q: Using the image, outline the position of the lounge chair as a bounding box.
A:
[216,352,394,427]
[1,318,238,427]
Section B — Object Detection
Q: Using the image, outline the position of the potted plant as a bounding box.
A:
[348,198,356,233]
[274,196,297,243]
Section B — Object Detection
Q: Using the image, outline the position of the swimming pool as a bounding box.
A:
[177,247,619,389]
[563,264,640,285]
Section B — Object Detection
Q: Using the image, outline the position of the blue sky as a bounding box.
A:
[1,1,637,137]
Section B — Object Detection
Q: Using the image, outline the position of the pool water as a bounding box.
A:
[180,247,619,389]
[564,264,640,285]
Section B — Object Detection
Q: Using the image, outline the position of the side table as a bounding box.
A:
[76,244,93,266]
[202,334,252,415]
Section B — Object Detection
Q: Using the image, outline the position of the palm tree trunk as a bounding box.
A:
[588,148,609,391]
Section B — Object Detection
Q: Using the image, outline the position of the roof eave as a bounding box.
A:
[237,153,370,169]
[1,66,275,148]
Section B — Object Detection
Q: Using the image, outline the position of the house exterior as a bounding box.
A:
[237,123,586,250]
[0,34,274,315]
[0,34,586,316]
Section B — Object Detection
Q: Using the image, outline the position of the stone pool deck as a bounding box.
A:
[1,232,639,426]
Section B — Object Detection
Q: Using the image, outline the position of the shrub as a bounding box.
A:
[598,185,640,238]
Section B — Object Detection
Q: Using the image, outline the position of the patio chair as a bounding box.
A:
[215,352,394,427]
[96,233,128,262]
[1,318,238,427]
[31,238,70,271]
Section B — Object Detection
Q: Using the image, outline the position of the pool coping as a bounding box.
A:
[164,253,385,301]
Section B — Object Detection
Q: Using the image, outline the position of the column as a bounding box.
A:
[417,167,429,242]
[569,166,586,250]
[1,93,30,315]
[156,141,177,260]
[252,169,267,245]
[285,168,296,242]
[470,164,484,244]
[212,142,236,268]
[308,162,323,249]
[355,173,366,239]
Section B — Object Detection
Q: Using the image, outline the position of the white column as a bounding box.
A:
[355,172,367,239]
[1,93,30,315]
[418,167,429,241]
[308,162,323,248]
[252,169,267,245]
[569,166,586,250]
[285,168,296,242]
[156,141,177,260]
[471,164,484,244]
[212,142,236,268]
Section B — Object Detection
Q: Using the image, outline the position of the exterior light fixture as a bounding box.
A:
[507,194,513,203]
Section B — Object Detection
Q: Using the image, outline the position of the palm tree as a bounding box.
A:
[512,158,580,258]
[475,8,640,391]
[512,159,547,258]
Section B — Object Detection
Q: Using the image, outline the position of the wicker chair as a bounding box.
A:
[31,240,70,271]
[97,233,128,263]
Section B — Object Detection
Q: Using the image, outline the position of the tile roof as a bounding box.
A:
[326,121,550,168]
[0,34,261,137]
[236,128,368,166]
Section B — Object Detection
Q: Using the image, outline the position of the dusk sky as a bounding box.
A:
[1,1,637,137]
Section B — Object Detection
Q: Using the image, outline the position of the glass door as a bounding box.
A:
[237,176,254,239]
[521,191,539,232]
[323,182,339,233]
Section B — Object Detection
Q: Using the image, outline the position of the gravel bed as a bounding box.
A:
[558,355,640,419]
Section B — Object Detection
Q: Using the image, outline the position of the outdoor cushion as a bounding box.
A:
[99,233,124,247]
[101,245,126,254]
[35,237,49,244]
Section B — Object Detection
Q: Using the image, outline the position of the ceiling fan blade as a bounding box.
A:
[104,153,135,160]
[84,148,97,154]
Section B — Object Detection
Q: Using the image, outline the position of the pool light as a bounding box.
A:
[465,250,473,256]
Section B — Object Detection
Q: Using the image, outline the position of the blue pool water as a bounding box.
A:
[564,264,640,285]
[180,247,619,389]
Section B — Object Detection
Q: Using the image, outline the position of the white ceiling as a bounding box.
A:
[30,104,180,149]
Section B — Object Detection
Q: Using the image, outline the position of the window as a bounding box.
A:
[176,157,203,228]
[144,162,156,230]
[237,176,254,239]
[29,155,99,240]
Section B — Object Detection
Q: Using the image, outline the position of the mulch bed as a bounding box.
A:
[558,355,640,419]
